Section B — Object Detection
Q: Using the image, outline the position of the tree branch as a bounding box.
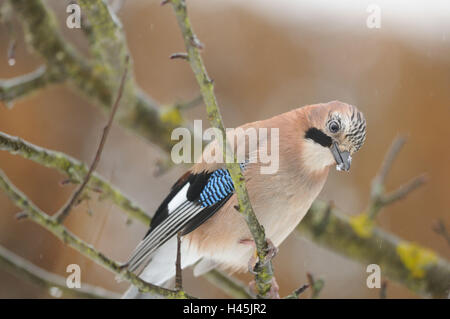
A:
[284,284,309,299]
[0,66,61,106]
[306,272,324,299]
[432,219,450,247]
[168,0,275,298]
[0,169,193,299]
[368,136,427,219]
[374,136,407,186]
[175,232,183,290]
[380,175,427,207]
[0,245,120,298]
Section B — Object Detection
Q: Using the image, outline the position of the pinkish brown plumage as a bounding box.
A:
[123,101,366,298]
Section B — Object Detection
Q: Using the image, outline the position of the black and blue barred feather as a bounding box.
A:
[198,169,234,207]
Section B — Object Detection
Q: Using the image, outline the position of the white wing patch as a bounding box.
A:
[168,183,189,214]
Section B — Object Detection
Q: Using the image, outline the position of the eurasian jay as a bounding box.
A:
[122,100,366,298]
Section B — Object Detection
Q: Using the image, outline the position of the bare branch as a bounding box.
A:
[0,66,60,107]
[0,245,120,299]
[373,136,407,188]
[169,0,275,298]
[367,136,426,219]
[306,273,324,299]
[432,219,450,247]
[175,232,183,290]
[1,1,17,66]
[380,174,428,206]
[54,57,129,223]
[170,52,189,60]
[284,283,309,299]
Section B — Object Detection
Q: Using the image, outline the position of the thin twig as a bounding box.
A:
[374,136,407,187]
[367,136,426,219]
[54,57,129,223]
[306,273,324,299]
[170,52,189,60]
[284,283,309,299]
[169,0,275,299]
[175,231,183,290]
[432,219,450,247]
[7,39,16,66]
[0,245,120,298]
[1,1,16,67]
[380,174,428,206]
[0,66,60,107]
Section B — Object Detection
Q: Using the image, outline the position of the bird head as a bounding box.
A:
[302,101,366,172]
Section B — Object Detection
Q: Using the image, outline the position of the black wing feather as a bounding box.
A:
[181,193,232,235]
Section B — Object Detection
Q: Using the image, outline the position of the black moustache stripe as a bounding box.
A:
[304,127,332,147]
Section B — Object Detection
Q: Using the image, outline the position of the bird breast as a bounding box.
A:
[184,163,329,272]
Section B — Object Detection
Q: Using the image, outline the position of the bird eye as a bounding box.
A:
[328,121,340,133]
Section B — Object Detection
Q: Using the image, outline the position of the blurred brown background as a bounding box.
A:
[0,0,449,298]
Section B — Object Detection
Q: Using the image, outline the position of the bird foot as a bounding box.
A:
[264,238,278,262]
[248,276,280,299]
[240,238,278,272]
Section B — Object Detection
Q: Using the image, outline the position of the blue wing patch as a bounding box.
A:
[198,169,234,207]
[198,163,247,208]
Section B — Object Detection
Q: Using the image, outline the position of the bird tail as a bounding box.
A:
[121,236,200,299]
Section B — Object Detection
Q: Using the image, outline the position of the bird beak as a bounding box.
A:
[330,142,352,172]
